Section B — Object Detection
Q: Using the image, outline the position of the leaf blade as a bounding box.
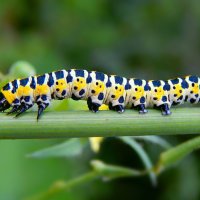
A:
[27,138,84,158]
[132,136,171,149]
[155,136,200,174]
[119,136,157,185]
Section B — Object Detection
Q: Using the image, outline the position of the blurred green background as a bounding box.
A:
[0,0,200,200]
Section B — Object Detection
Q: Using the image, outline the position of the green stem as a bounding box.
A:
[0,108,200,139]
[27,160,146,200]
[155,136,200,173]
[26,171,98,200]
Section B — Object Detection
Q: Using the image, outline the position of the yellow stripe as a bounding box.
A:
[1,89,16,104]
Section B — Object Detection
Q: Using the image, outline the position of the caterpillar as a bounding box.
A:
[0,69,199,120]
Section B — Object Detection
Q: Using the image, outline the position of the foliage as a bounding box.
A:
[1,0,200,198]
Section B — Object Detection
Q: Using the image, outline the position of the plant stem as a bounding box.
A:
[26,171,98,200]
[154,136,200,173]
[1,108,200,139]
[27,160,146,200]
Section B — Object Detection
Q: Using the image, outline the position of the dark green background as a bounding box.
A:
[0,1,200,200]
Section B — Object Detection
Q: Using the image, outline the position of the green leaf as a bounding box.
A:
[9,60,36,78]
[27,138,84,158]
[119,136,157,185]
[91,160,144,181]
[155,136,200,174]
[132,136,171,149]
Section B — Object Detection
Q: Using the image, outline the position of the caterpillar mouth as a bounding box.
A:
[0,92,10,112]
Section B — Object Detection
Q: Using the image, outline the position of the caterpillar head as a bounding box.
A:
[90,80,105,96]
[0,92,10,112]
[152,86,165,101]
[111,85,124,100]
[132,86,145,101]
[72,77,87,98]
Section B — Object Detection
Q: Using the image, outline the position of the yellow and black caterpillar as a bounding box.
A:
[0,69,199,119]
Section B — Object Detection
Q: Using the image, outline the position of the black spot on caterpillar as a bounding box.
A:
[0,69,199,120]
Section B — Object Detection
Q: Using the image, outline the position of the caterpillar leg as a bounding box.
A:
[37,103,49,120]
[7,95,35,117]
[137,104,148,114]
[36,94,51,120]
[7,105,20,115]
[109,103,125,113]
[108,102,114,111]
[114,105,125,113]
[87,97,100,113]
[15,103,33,117]
[160,104,171,115]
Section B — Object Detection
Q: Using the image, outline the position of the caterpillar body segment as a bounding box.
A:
[147,80,171,115]
[86,71,108,113]
[0,69,200,119]
[168,77,188,106]
[106,75,127,113]
[126,78,148,114]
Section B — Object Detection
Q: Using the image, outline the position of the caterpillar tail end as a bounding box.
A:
[0,92,10,112]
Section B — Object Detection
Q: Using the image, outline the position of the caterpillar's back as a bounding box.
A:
[0,69,199,119]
